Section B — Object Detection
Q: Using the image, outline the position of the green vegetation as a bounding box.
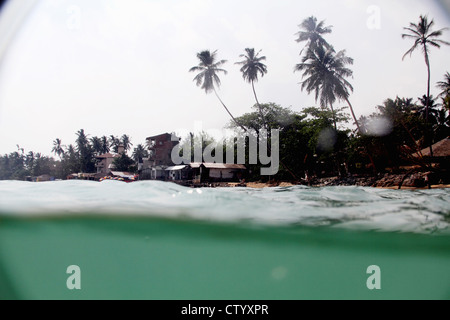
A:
[0,130,144,180]
[0,15,449,183]
[188,14,449,182]
[402,15,450,158]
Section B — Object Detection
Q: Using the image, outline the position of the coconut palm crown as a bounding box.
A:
[189,50,228,94]
[295,46,355,130]
[295,16,333,53]
[235,48,268,125]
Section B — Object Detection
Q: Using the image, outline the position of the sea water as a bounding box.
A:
[0,180,449,299]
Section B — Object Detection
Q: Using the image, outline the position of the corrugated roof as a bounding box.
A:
[166,165,187,171]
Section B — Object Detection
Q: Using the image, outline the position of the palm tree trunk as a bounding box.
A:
[345,97,377,173]
[345,97,362,133]
[251,82,300,181]
[329,102,341,176]
[214,87,300,181]
[424,48,434,159]
[213,87,247,132]
[251,80,267,129]
[329,102,337,131]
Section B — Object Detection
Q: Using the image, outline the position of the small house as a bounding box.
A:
[190,162,246,182]
[415,136,450,167]
[166,165,190,181]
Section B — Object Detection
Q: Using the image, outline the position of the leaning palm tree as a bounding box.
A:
[437,72,450,98]
[235,48,268,126]
[234,48,297,179]
[295,16,333,54]
[295,46,357,132]
[190,50,246,132]
[190,50,298,180]
[402,15,450,156]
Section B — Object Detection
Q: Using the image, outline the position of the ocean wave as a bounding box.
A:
[0,180,449,234]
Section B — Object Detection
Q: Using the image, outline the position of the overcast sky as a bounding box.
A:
[0,0,449,156]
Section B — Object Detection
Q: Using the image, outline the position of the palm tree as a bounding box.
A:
[190,50,246,132]
[437,72,450,98]
[75,129,89,153]
[235,48,268,126]
[191,50,298,180]
[64,144,79,174]
[100,136,110,154]
[402,15,450,156]
[295,46,356,131]
[235,49,297,179]
[295,16,333,54]
[295,46,377,172]
[25,151,35,172]
[75,129,94,173]
[90,136,103,155]
[52,138,65,159]
[120,134,133,152]
[417,95,439,125]
[433,108,450,141]
[66,144,76,156]
[109,135,120,153]
[132,144,148,164]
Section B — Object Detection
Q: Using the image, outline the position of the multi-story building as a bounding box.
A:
[141,133,180,180]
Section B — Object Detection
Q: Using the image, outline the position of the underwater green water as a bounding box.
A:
[0,180,449,299]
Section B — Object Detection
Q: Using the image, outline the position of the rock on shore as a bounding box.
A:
[309,172,443,188]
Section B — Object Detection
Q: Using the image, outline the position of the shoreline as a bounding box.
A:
[224,172,450,190]
[227,181,450,190]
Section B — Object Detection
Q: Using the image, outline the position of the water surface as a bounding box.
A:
[0,180,449,300]
[0,180,449,234]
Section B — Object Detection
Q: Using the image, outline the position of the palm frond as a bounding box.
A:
[402,27,422,38]
[402,41,420,60]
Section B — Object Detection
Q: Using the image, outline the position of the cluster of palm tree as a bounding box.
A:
[189,17,360,134]
[401,15,450,157]
[52,132,136,159]
[0,145,58,180]
[190,47,302,179]
[0,129,163,179]
[190,40,272,129]
[49,130,148,176]
[189,14,448,178]
[189,16,363,176]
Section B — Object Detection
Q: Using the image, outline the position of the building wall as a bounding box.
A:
[97,157,115,174]
[147,134,179,167]
[209,169,234,179]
